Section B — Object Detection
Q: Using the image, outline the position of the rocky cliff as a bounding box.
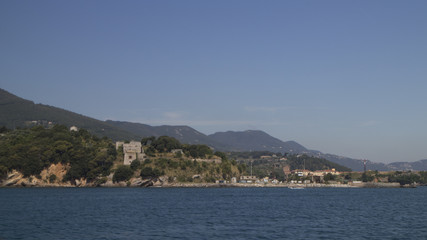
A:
[0,163,168,188]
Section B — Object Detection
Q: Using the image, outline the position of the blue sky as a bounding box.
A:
[1,1,427,163]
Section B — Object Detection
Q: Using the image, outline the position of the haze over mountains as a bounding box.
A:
[1,88,426,171]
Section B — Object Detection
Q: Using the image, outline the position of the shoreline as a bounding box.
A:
[159,182,408,188]
[1,171,416,188]
[1,181,413,188]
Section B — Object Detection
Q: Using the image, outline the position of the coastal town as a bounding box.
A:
[110,138,419,189]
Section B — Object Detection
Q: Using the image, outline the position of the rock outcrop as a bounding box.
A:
[4,171,23,186]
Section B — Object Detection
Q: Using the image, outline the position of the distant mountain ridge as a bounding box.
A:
[309,153,389,172]
[208,130,307,153]
[1,88,425,171]
[387,159,427,171]
[105,120,230,149]
[106,121,308,154]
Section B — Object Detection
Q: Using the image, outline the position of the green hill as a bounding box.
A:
[0,127,244,185]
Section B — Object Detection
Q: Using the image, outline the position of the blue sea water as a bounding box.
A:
[0,187,426,240]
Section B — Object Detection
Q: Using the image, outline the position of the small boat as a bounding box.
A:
[288,186,305,189]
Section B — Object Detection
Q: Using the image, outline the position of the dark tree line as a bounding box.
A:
[141,136,214,159]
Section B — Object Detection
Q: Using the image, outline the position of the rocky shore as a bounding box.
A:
[1,170,408,188]
[1,165,415,188]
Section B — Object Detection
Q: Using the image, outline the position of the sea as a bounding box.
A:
[0,187,426,240]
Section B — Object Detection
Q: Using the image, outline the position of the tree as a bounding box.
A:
[174,151,182,158]
[419,171,427,184]
[220,160,232,180]
[324,173,335,182]
[113,165,134,183]
[0,126,9,133]
[151,136,181,152]
[140,166,162,179]
[130,160,141,170]
[237,163,246,174]
[214,151,227,160]
[107,144,117,158]
[141,136,155,146]
[361,172,374,182]
[0,165,7,179]
[49,174,57,183]
[186,144,213,158]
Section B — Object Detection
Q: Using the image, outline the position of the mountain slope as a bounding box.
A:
[106,120,229,149]
[208,130,308,153]
[310,153,389,172]
[0,88,138,140]
[387,159,427,171]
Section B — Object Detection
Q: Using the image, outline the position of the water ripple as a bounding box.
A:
[0,187,426,239]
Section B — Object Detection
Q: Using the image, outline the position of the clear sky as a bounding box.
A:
[1,0,427,163]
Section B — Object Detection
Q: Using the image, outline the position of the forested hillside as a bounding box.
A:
[0,125,117,182]
[0,88,138,140]
[0,126,246,186]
